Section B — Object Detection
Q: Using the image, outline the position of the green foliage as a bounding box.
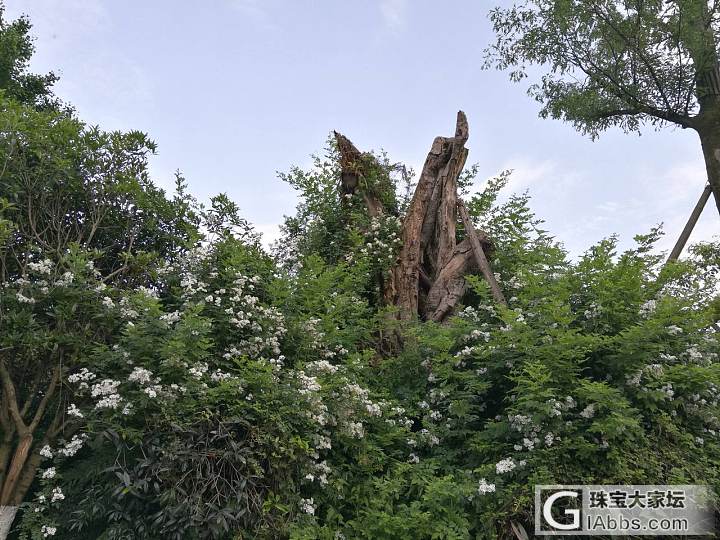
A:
[0,5,57,108]
[2,6,720,539]
[484,0,717,136]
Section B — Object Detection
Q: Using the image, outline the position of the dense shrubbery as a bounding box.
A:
[0,7,719,540]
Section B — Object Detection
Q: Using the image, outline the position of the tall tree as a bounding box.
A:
[485,0,720,214]
[0,4,57,108]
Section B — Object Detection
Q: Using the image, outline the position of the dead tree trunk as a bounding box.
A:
[335,111,501,323]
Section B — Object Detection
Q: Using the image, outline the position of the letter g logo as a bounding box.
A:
[543,490,580,530]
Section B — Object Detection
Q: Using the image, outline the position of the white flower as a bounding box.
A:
[159,311,181,324]
[101,296,115,308]
[136,286,158,299]
[28,259,53,275]
[68,368,95,384]
[41,525,57,537]
[66,404,84,418]
[118,298,138,319]
[300,497,315,515]
[59,435,85,457]
[91,379,122,409]
[128,367,153,385]
[478,478,496,494]
[580,404,596,419]
[16,292,36,304]
[306,359,338,374]
[50,487,64,502]
[297,372,321,393]
[639,299,657,316]
[344,421,364,439]
[408,453,420,463]
[315,435,332,451]
[365,402,382,417]
[666,325,683,335]
[210,369,233,382]
[496,457,516,474]
[39,445,53,459]
[56,271,74,286]
[91,379,120,397]
[41,467,56,479]
[189,362,209,379]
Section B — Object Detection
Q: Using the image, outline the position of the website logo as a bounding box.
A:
[535,485,715,536]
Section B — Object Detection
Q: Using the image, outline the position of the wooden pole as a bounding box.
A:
[457,199,507,307]
[667,184,712,262]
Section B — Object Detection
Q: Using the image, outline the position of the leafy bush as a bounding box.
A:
[1,6,718,539]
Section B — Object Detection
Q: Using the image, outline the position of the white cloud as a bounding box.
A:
[5,0,108,49]
[228,0,280,34]
[480,157,582,197]
[380,0,408,32]
[255,223,283,249]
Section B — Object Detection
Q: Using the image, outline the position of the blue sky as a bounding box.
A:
[8,0,717,256]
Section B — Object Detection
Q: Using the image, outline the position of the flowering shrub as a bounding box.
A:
[3,152,718,540]
[1,10,719,538]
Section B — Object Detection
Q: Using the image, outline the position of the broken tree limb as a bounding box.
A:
[334,131,386,218]
[666,184,712,263]
[457,199,507,307]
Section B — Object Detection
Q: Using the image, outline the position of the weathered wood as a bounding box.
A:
[0,505,18,540]
[510,521,529,540]
[667,184,712,262]
[334,131,385,218]
[425,116,469,277]
[424,238,476,321]
[336,112,503,325]
[457,199,507,307]
[385,111,470,319]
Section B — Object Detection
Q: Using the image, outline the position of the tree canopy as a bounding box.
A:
[485,0,720,214]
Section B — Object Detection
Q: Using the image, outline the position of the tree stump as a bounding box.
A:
[334,111,503,323]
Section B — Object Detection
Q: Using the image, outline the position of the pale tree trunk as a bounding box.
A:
[697,125,720,217]
[0,506,17,540]
[683,0,720,216]
[335,112,504,326]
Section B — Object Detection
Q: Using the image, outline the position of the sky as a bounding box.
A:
[6,0,718,257]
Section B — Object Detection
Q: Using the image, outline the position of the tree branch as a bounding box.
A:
[0,360,27,435]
